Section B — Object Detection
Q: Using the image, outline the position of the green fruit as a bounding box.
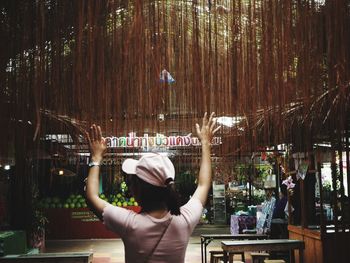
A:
[82,203,87,208]
[130,197,135,202]
[63,203,69,208]
[76,203,82,208]
[66,198,72,204]
[69,203,75,209]
[112,202,117,206]
[128,201,133,206]
[117,202,122,207]
[116,193,122,198]
[134,201,138,206]
[79,198,85,203]
[122,201,128,207]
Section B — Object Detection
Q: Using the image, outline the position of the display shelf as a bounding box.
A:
[212,184,227,224]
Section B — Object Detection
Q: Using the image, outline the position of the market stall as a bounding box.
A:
[286,149,349,263]
[44,207,140,239]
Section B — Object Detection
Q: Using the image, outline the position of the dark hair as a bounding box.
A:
[280,184,288,196]
[129,175,181,215]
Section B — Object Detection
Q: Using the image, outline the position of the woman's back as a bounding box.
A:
[103,198,203,263]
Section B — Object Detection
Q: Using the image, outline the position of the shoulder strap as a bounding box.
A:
[144,216,173,263]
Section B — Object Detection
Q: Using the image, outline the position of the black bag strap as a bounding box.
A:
[144,216,173,263]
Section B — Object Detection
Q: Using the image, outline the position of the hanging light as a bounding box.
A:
[51,168,76,177]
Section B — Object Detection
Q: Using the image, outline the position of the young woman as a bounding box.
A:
[85,112,220,263]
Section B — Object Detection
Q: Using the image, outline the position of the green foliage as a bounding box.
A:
[31,186,48,237]
[323,181,332,191]
[234,163,272,187]
[251,192,265,205]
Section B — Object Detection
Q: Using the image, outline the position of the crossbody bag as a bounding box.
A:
[144,216,173,263]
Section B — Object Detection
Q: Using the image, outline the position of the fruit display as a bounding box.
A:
[108,193,138,207]
[39,194,87,209]
[39,181,138,209]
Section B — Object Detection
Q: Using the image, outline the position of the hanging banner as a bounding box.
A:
[105,133,222,149]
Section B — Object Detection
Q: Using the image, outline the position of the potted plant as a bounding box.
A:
[29,187,48,252]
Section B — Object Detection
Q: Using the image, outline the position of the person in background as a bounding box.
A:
[272,185,288,220]
[84,112,220,263]
[270,185,288,239]
[257,187,276,234]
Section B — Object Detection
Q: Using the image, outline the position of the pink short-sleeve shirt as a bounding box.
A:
[103,197,203,263]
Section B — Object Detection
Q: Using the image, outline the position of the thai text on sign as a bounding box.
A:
[105,133,222,148]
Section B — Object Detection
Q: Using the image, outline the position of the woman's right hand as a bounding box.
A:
[85,124,107,162]
[195,112,221,144]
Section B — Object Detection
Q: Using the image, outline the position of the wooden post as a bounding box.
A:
[331,150,339,233]
[347,132,350,221]
[300,178,307,228]
[337,148,345,232]
[316,151,325,237]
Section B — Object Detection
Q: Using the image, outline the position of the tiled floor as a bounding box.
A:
[45,224,252,263]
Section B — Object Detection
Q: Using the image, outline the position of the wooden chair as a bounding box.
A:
[209,250,245,263]
[211,253,224,263]
[210,250,224,263]
[250,252,270,263]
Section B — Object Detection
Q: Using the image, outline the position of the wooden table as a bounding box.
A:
[200,234,267,263]
[221,239,305,263]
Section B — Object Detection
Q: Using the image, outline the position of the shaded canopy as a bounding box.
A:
[1,0,349,158]
[1,0,350,235]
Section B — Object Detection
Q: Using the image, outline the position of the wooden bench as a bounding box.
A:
[0,252,93,263]
[201,233,268,263]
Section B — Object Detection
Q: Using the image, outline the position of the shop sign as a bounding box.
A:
[105,133,222,149]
